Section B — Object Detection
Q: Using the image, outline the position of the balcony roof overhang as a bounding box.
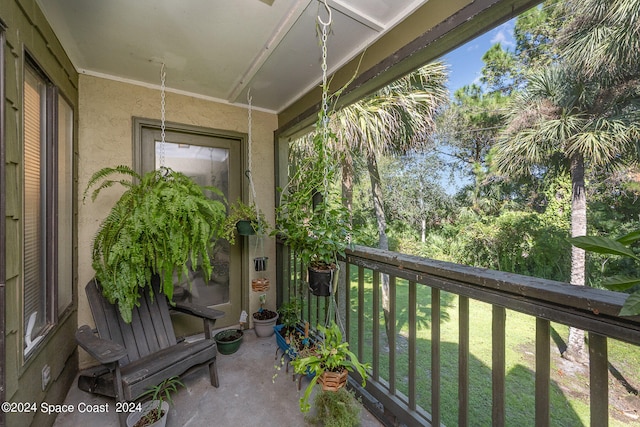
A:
[37,0,540,132]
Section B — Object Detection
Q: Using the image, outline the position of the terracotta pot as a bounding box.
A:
[318,368,348,392]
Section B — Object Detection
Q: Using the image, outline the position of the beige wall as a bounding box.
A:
[77,75,278,367]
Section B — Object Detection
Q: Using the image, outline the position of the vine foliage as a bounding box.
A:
[84,165,227,322]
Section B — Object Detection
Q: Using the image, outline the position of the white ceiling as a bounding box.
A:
[37,0,429,113]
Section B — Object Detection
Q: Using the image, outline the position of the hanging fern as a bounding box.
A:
[85,165,227,322]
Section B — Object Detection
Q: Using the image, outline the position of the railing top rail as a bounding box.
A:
[344,245,640,345]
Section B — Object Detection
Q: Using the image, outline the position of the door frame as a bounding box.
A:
[0,18,6,427]
[132,117,249,329]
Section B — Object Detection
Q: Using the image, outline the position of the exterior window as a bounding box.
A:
[23,60,73,357]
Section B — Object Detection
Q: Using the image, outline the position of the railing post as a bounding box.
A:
[535,318,550,427]
[388,275,396,394]
[357,266,365,361]
[372,270,380,381]
[492,305,506,427]
[459,295,469,427]
[408,281,417,411]
[431,287,441,426]
[589,332,608,427]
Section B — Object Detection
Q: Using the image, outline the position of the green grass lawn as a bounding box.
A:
[345,268,640,427]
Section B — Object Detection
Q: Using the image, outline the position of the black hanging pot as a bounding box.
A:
[308,265,334,297]
[235,220,256,236]
[253,256,268,271]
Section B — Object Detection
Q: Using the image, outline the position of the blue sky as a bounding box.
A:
[442,19,517,94]
[435,19,516,194]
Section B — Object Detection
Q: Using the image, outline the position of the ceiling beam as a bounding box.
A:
[227,0,312,103]
[331,0,384,32]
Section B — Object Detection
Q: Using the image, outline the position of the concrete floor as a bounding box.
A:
[53,328,384,427]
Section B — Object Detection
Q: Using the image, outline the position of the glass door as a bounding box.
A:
[139,123,243,332]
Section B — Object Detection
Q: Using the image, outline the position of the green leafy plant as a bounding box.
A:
[221,199,270,244]
[135,376,184,426]
[277,298,302,331]
[84,165,227,322]
[292,321,369,412]
[304,388,361,427]
[275,109,352,271]
[570,229,640,315]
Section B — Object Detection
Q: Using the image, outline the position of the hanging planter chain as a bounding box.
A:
[159,63,167,168]
[246,90,266,259]
[316,0,343,331]
[319,0,331,206]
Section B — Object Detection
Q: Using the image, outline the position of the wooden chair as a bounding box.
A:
[76,278,224,423]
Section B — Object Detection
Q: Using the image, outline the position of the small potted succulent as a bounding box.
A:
[291,321,369,412]
[126,376,183,427]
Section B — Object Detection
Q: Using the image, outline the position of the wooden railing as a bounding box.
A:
[276,242,640,427]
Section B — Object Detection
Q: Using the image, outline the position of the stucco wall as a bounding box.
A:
[77,74,278,368]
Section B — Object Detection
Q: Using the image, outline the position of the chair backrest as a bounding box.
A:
[85,277,178,366]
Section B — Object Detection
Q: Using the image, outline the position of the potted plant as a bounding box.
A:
[274,298,304,354]
[126,376,183,427]
[278,298,301,335]
[253,294,278,337]
[291,321,369,413]
[84,165,227,323]
[275,109,352,296]
[304,388,361,427]
[214,328,244,355]
[221,199,270,244]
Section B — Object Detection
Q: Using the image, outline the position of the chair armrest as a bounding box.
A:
[75,325,127,364]
[173,301,225,321]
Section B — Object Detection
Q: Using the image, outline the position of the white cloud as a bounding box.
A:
[466,43,481,52]
[490,21,516,49]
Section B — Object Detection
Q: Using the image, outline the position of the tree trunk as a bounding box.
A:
[564,153,587,362]
[367,152,388,251]
[366,150,392,341]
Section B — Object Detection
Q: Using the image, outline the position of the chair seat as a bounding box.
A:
[121,338,217,400]
[79,338,217,401]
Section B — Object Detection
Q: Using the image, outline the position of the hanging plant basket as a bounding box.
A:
[251,277,270,292]
[253,256,268,271]
[308,265,334,296]
[318,368,348,392]
[235,220,256,236]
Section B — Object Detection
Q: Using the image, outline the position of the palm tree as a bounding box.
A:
[332,62,448,248]
[493,0,640,361]
[330,62,448,337]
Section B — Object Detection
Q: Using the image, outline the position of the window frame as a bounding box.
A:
[22,54,73,359]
